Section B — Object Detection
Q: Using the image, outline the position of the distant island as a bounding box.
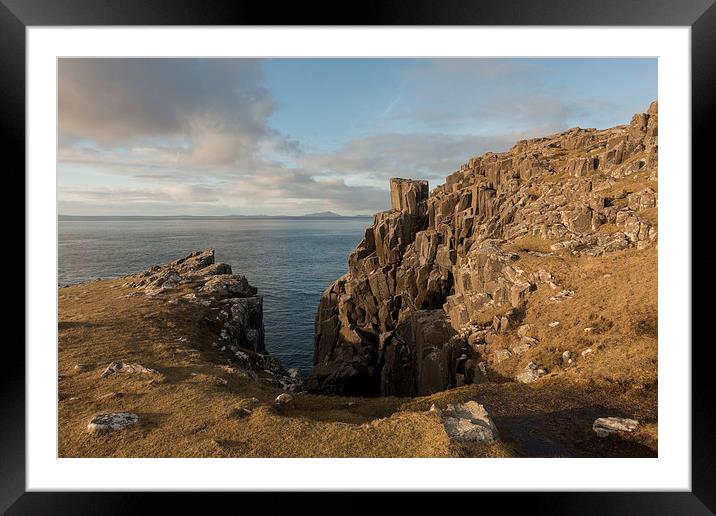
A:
[302,211,342,218]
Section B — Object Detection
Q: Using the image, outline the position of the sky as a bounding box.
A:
[58,58,657,216]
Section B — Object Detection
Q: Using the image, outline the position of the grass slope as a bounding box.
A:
[58,246,657,458]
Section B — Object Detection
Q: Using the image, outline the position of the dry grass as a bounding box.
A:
[486,245,657,389]
[58,280,455,457]
[59,245,657,458]
[598,171,658,200]
[508,235,557,254]
[398,379,656,457]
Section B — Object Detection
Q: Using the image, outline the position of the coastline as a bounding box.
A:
[58,103,658,458]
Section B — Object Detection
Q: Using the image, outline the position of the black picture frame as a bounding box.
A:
[5,0,711,512]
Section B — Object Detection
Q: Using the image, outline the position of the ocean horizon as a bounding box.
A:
[58,214,374,220]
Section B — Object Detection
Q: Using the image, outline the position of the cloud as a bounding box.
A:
[58,168,388,216]
[57,127,561,216]
[59,58,283,167]
[298,130,554,189]
[60,184,222,204]
[222,167,389,214]
[374,59,613,134]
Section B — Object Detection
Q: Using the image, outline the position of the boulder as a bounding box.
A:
[274,393,294,405]
[165,249,216,274]
[593,417,639,437]
[512,336,537,355]
[493,348,512,363]
[516,362,546,383]
[201,274,257,297]
[143,270,182,295]
[87,412,139,433]
[438,401,499,443]
[517,324,534,338]
[195,262,232,277]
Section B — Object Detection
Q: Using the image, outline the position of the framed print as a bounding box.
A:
[5,0,713,512]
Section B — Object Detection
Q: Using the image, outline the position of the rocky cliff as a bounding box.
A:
[120,249,302,390]
[307,101,658,397]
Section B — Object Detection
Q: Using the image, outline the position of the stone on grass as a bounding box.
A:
[100,361,159,378]
[87,412,138,434]
[549,290,574,302]
[493,348,512,363]
[275,392,294,405]
[231,407,252,419]
[512,336,538,355]
[516,362,546,383]
[517,324,534,338]
[439,401,499,443]
[593,417,639,437]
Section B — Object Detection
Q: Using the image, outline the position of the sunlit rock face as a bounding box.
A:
[307,102,658,397]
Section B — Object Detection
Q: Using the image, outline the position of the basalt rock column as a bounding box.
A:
[308,101,659,398]
[306,178,431,396]
[390,178,429,216]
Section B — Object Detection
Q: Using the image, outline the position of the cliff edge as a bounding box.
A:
[307,101,658,397]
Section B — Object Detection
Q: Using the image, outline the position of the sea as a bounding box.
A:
[58,217,371,373]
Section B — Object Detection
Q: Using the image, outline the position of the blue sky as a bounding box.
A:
[58,58,657,215]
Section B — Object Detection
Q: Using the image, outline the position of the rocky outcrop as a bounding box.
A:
[123,249,266,354]
[308,101,659,397]
[122,249,302,391]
